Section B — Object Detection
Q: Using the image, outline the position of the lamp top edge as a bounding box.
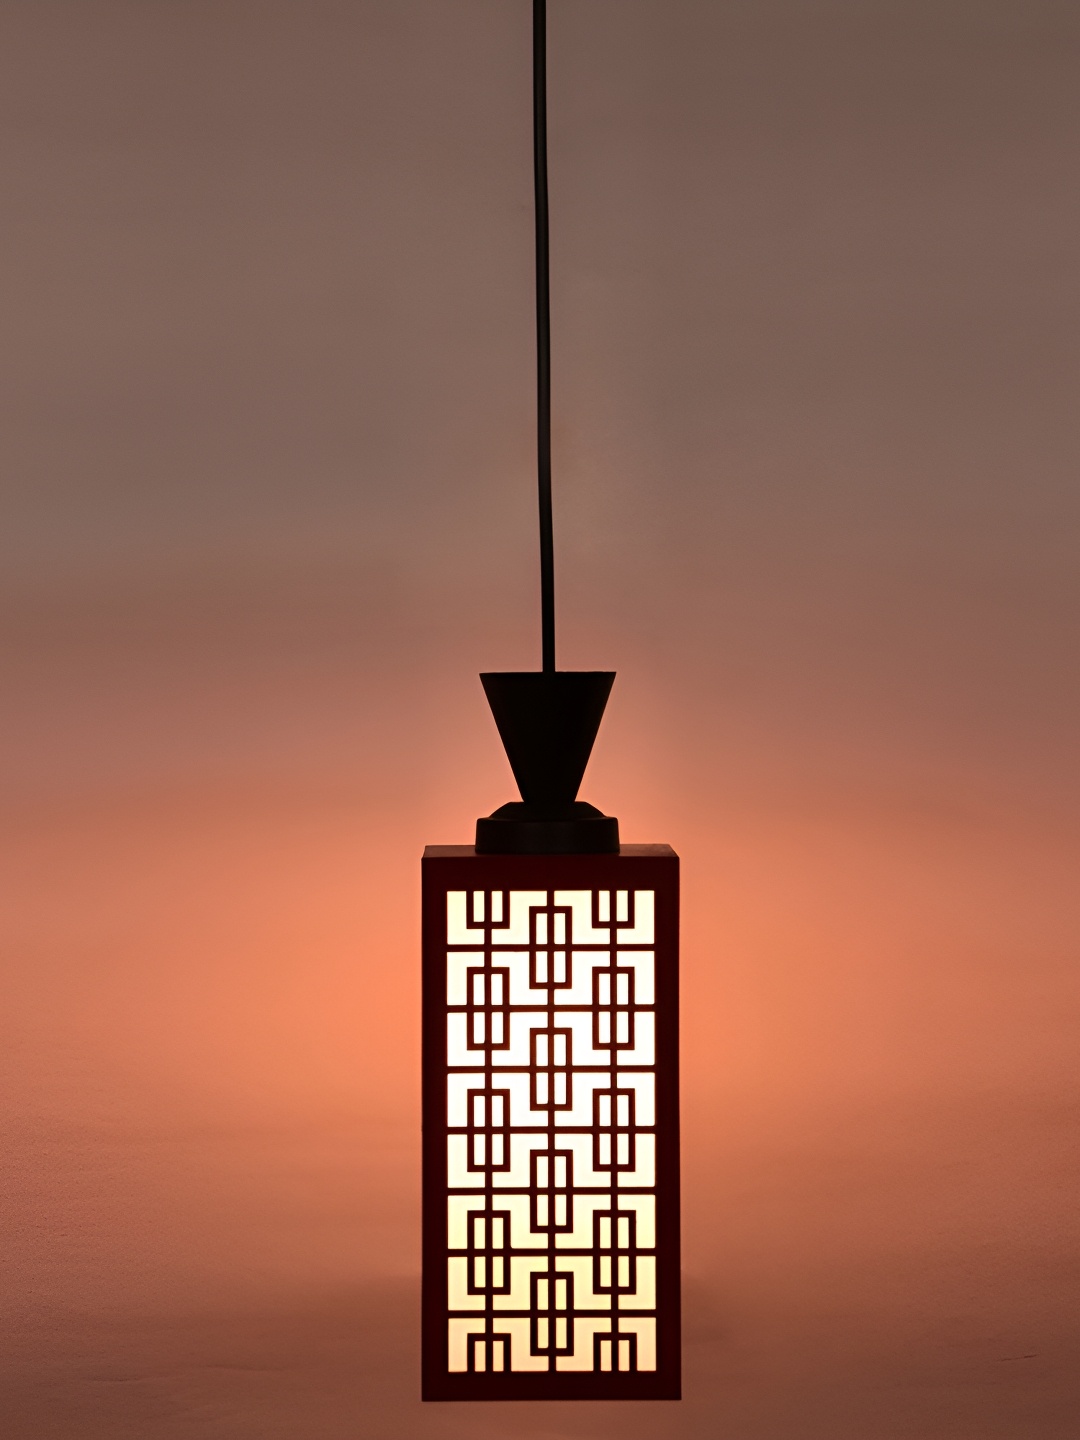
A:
[423,843,677,859]
[478,670,616,679]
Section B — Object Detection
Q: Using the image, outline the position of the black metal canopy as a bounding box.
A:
[476,0,619,855]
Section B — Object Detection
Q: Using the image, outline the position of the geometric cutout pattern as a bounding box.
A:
[445,888,658,1372]
[422,845,680,1404]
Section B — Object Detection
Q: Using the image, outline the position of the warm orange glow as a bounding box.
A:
[5,0,1078,1432]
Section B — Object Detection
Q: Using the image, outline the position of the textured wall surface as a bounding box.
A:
[3,2,1079,1436]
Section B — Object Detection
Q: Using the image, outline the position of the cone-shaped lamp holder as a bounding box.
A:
[475,671,619,853]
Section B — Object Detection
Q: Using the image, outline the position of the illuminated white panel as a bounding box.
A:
[552,1255,607,1310]
[616,1010,655,1067]
[617,1133,655,1188]
[616,1073,656,1126]
[493,1317,549,1372]
[447,1318,488,1372]
[553,890,611,945]
[490,1132,550,1189]
[447,893,485,945]
[615,951,654,1005]
[618,1194,656,1248]
[554,1317,615,1372]
[490,890,548,944]
[500,1193,548,1248]
[447,1014,485,1066]
[491,1255,550,1310]
[447,1135,484,1187]
[560,1011,610,1066]
[618,1256,656,1309]
[552,951,611,1006]
[553,1133,610,1188]
[554,1194,611,1249]
[446,1073,486,1126]
[439,884,666,1379]
[502,1072,551,1127]
[502,951,549,1004]
[447,1257,485,1310]
[616,1317,656,1370]
[553,1072,610,1127]
[446,952,485,1004]
[447,1195,487,1246]
[447,1193,548,1251]
[616,890,654,944]
[489,1010,548,1066]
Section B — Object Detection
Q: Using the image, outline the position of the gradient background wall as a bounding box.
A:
[3,2,1078,1437]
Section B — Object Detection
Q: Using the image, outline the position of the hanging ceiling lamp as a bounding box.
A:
[421,1,681,1401]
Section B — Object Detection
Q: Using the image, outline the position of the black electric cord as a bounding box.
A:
[533,0,555,674]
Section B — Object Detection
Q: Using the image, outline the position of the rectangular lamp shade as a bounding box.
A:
[421,844,680,1401]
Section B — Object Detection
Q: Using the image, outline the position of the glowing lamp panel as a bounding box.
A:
[422,851,679,1400]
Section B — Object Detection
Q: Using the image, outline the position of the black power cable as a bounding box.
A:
[533,0,555,674]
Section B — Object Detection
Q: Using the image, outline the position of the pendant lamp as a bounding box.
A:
[421,1,681,1400]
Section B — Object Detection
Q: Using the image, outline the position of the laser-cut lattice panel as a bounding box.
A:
[422,847,680,1402]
